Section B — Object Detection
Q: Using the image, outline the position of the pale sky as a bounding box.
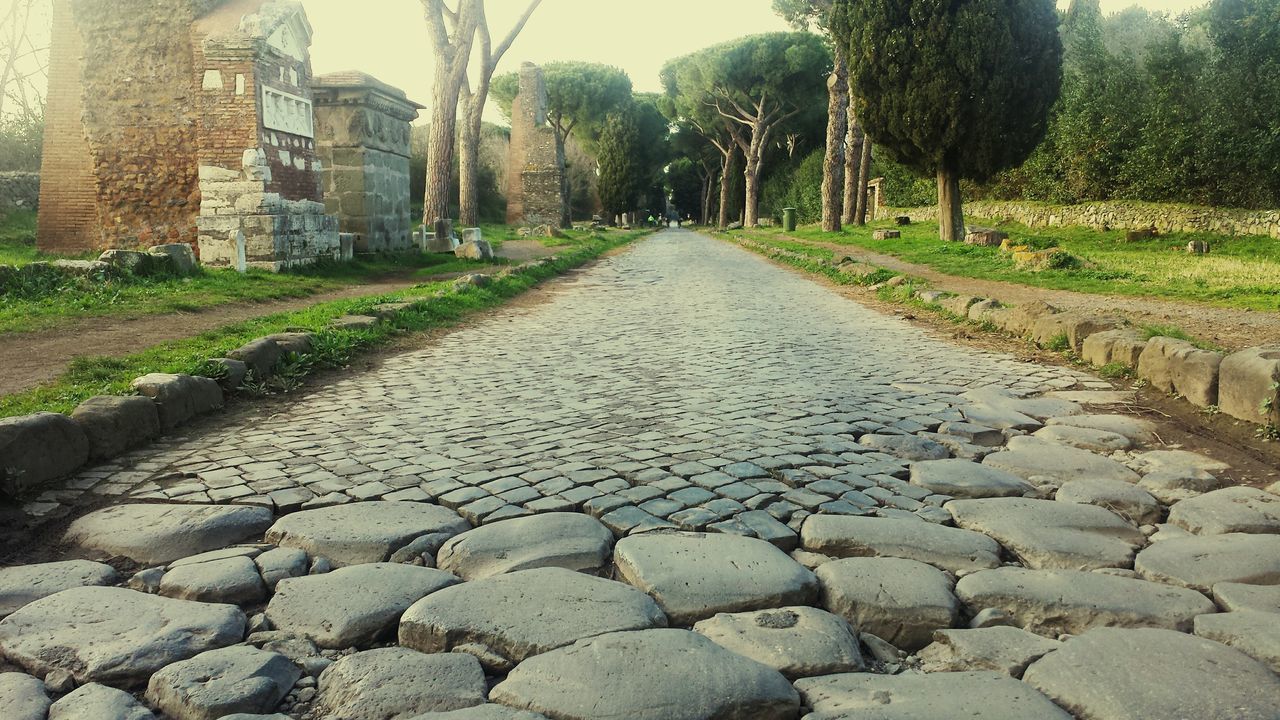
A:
[9,0,1212,125]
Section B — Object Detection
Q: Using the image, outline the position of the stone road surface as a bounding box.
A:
[4,229,1280,720]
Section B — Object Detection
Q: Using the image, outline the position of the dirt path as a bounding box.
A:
[0,241,557,397]
[768,232,1280,351]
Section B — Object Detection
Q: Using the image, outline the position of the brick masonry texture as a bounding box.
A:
[65,231,1092,524]
[506,63,565,228]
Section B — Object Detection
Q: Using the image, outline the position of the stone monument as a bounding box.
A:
[505,62,566,228]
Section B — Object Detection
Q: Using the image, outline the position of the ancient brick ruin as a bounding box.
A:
[313,72,423,254]
[37,0,340,270]
[505,63,566,228]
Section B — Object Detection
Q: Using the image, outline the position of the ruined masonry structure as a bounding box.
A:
[313,72,424,254]
[505,62,566,228]
[38,0,339,271]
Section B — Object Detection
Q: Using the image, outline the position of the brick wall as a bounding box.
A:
[35,0,97,253]
[506,62,564,227]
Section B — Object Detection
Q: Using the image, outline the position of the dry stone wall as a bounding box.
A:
[892,200,1280,239]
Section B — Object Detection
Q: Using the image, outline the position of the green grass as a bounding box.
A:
[0,210,52,265]
[0,228,650,419]
[736,218,1280,311]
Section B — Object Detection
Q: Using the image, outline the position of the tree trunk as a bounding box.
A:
[743,155,762,227]
[854,140,872,226]
[822,51,849,233]
[842,107,864,226]
[458,94,482,227]
[424,75,463,226]
[718,149,736,228]
[937,165,964,241]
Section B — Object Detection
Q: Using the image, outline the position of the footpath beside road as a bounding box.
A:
[1,229,1278,719]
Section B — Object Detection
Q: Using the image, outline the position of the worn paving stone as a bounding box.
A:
[956,567,1216,636]
[918,627,1061,677]
[1044,413,1156,443]
[399,567,666,671]
[795,671,1072,720]
[1056,478,1162,525]
[159,556,266,605]
[145,646,299,720]
[948,497,1145,570]
[267,563,460,649]
[909,459,1033,499]
[264,501,470,566]
[437,512,614,581]
[0,586,244,686]
[1167,486,1280,535]
[815,557,958,651]
[1213,582,1280,613]
[407,707,548,720]
[0,560,118,618]
[692,606,864,679]
[984,437,1140,486]
[1194,610,1280,673]
[64,504,273,565]
[1134,533,1280,592]
[613,531,818,624]
[1023,628,1280,720]
[315,648,487,719]
[48,682,156,720]
[489,628,800,720]
[1138,466,1226,504]
[800,514,1001,574]
[0,672,50,720]
[857,434,949,461]
[253,547,308,590]
[1032,424,1133,452]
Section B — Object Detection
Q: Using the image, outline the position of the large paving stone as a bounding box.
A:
[0,559,118,618]
[1194,610,1280,672]
[857,434,948,461]
[947,497,1144,570]
[800,514,1001,574]
[1167,486,1280,535]
[315,648,487,719]
[613,531,818,624]
[267,563,460,649]
[1056,478,1161,525]
[70,395,161,461]
[918,627,1061,677]
[961,388,1082,422]
[1213,582,1280,613]
[264,501,470,566]
[795,671,1072,720]
[399,567,666,671]
[1138,466,1226,504]
[908,459,1034,499]
[0,672,50,720]
[1023,627,1280,720]
[692,606,864,679]
[1045,413,1156,443]
[408,707,548,720]
[489,629,800,720]
[159,556,266,605]
[49,683,157,720]
[145,646,299,720]
[65,504,273,565]
[436,512,614,581]
[983,437,1140,485]
[1134,533,1280,592]
[815,557,958,651]
[0,586,244,686]
[1032,424,1132,452]
[956,567,1215,636]
[0,412,89,496]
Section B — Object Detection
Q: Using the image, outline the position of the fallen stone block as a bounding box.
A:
[53,259,112,277]
[264,332,315,355]
[1030,314,1121,351]
[995,300,1059,335]
[1217,345,1280,425]
[964,228,1007,246]
[940,295,982,317]
[130,374,224,430]
[0,412,89,497]
[966,298,1003,322]
[98,249,157,274]
[70,395,161,461]
[147,243,198,274]
[872,229,901,240]
[1081,328,1148,368]
[455,240,495,261]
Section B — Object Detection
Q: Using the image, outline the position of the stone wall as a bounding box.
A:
[0,172,40,214]
[892,200,1280,239]
[313,72,421,253]
[506,62,565,227]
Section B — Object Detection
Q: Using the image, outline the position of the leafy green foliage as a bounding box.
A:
[597,110,643,218]
[761,149,825,224]
[845,0,1063,183]
[0,115,42,172]
[492,62,634,151]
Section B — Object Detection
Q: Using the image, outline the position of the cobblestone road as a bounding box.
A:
[73,229,1093,533]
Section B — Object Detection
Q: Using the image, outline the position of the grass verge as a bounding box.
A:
[735,218,1280,311]
[1,228,649,419]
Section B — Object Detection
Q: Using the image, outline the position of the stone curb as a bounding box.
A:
[0,255,569,500]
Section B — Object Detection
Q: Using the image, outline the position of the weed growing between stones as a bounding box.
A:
[1044,334,1071,353]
